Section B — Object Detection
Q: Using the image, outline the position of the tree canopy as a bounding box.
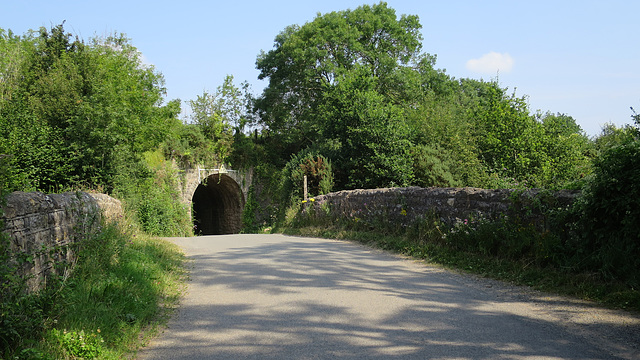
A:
[253,2,591,191]
[255,2,421,138]
[0,25,180,192]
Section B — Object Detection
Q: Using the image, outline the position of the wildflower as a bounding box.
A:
[309,198,315,202]
[400,209,407,216]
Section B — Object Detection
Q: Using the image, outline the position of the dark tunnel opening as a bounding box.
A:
[192,174,244,235]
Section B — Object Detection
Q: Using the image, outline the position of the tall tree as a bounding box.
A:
[255,2,423,188]
[187,75,252,164]
[0,24,180,192]
[255,2,422,143]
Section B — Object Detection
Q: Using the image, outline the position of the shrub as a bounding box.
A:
[410,144,460,187]
[576,138,640,283]
[282,150,334,206]
[114,151,191,237]
[50,329,104,359]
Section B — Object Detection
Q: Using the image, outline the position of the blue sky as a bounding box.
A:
[2,0,638,136]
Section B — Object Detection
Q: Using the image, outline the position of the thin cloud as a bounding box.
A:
[466,52,514,74]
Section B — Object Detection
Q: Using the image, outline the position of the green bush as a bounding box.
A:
[134,183,189,237]
[282,150,334,204]
[576,138,640,283]
[50,329,104,359]
[410,144,460,187]
[114,151,191,237]
[241,185,261,233]
[162,124,220,169]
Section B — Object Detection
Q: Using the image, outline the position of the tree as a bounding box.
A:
[537,112,591,187]
[188,75,253,165]
[576,111,640,282]
[464,80,564,187]
[255,2,422,143]
[406,88,492,188]
[251,3,592,192]
[0,24,180,192]
[0,29,30,190]
[317,67,414,188]
[255,2,422,189]
[0,24,87,190]
[71,33,179,188]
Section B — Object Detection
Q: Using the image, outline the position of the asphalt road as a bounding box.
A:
[138,234,640,359]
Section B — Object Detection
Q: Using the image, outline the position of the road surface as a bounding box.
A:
[138,234,640,359]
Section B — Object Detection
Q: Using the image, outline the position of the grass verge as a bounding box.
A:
[283,224,640,313]
[3,218,186,359]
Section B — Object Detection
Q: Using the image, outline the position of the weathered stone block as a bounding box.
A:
[1,191,123,293]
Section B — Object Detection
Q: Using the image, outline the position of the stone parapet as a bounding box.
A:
[304,187,579,228]
[1,191,122,293]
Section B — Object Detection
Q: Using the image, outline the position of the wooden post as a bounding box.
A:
[303,175,308,201]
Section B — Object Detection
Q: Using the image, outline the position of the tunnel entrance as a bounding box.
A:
[192,173,244,235]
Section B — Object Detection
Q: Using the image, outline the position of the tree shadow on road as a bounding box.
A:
[139,235,638,359]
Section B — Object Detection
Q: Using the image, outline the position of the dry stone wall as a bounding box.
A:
[1,191,122,293]
[304,186,579,229]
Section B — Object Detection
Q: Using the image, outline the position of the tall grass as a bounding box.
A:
[2,215,186,359]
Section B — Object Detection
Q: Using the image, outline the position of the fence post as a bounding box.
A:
[303,175,308,201]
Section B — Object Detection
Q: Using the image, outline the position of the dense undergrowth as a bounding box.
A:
[0,211,186,359]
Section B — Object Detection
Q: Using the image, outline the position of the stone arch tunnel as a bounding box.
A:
[192,173,245,235]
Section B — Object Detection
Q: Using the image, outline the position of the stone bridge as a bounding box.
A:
[177,166,252,235]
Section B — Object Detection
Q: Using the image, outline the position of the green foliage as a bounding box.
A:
[188,93,233,164]
[241,185,261,233]
[594,121,639,154]
[50,222,185,357]
[445,217,562,265]
[575,123,640,283]
[1,215,186,358]
[162,123,219,169]
[50,329,104,359]
[228,130,266,168]
[410,144,460,187]
[253,4,591,193]
[187,75,253,165]
[324,69,414,188]
[406,92,493,188]
[114,150,191,237]
[0,24,180,193]
[254,3,421,190]
[255,2,421,137]
[295,155,334,198]
[282,150,334,206]
[470,83,548,187]
[1,23,194,241]
[535,113,591,188]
